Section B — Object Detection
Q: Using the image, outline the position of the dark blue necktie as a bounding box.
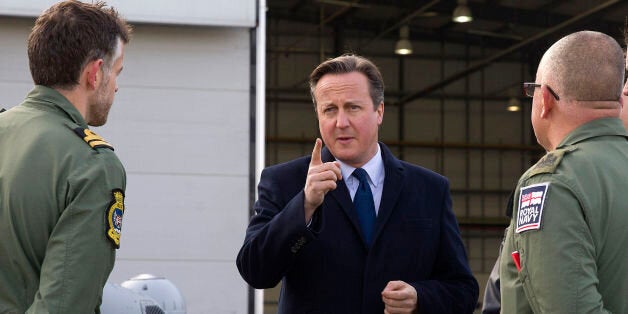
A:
[352,168,376,246]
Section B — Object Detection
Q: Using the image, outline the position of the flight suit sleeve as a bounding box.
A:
[509,178,609,313]
[27,151,126,314]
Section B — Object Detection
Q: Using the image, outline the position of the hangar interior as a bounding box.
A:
[261,0,628,311]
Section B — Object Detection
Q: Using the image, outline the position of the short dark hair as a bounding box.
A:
[309,54,384,109]
[27,0,132,89]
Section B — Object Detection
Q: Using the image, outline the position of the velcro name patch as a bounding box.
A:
[106,189,125,248]
[73,127,114,150]
[516,182,549,233]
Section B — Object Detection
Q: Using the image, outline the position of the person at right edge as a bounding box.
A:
[0,1,131,313]
[500,30,628,313]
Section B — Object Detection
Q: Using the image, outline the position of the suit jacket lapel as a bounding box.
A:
[372,143,405,245]
[321,146,364,242]
[321,144,405,248]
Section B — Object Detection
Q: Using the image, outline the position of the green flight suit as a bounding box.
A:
[0,86,126,313]
[500,118,628,313]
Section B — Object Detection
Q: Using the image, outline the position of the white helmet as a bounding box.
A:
[101,282,164,314]
[121,274,187,314]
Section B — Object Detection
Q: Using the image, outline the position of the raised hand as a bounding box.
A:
[303,138,342,223]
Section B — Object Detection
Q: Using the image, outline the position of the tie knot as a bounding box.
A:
[352,168,369,184]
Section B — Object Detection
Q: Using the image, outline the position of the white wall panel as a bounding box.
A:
[0,0,256,27]
[118,25,251,91]
[0,82,32,109]
[100,87,249,176]
[0,18,33,108]
[100,24,251,314]
[117,174,247,261]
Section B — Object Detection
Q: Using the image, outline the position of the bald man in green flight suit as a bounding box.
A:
[500,30,628,313]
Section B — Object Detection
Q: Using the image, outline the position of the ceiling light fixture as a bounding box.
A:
[507,97,521,112]
[395,25,413,55]
[452,0,473,23]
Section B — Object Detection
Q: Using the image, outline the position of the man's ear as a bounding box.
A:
[376,101,384,125]
[540,85,555,118]
[84,59,104,90]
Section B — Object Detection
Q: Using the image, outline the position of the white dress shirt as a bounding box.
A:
[336,144,385,215]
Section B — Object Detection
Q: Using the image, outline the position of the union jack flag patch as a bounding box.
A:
[516,182,549,233]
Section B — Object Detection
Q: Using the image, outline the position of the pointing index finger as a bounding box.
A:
[310,138,323,166]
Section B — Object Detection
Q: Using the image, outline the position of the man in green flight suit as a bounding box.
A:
[500,30,628,313]
[0,1,132,313]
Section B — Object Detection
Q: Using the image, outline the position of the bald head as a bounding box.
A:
[538,31,625,102]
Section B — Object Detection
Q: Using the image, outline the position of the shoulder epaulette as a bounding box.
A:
[73,127,114,151]
[528,146,576,177]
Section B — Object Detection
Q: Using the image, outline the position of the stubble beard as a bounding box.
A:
[87,79,113,127]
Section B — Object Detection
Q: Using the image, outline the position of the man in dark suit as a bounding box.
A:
[237,54,478,313]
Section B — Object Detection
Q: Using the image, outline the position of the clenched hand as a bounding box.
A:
[382,280,418,314]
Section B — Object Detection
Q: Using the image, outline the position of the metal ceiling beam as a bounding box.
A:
[318,0,360,26]
[269,1,627,41]
[267,5,625,50]
[425,1,610,31]
[537,0,573,11]
[395,0,622,106]
[316,0,370,9]
[358,0,441,50]
[266,17,521,48]
[267,47,525,62]
[268,2,584,36]
[266,88,523,102]
[268,0,361,65]
[288,0,308,14]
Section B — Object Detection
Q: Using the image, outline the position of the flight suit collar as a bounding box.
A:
[556,117,627,149]
[24,85,88,127]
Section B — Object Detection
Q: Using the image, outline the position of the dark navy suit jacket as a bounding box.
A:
[237,143,478,313]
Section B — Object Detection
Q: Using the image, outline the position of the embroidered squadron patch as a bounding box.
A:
[106,189,125,248]
[516,182,549,233]
[73,127,114,150]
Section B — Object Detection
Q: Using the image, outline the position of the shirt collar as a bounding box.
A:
[337,143,384,187]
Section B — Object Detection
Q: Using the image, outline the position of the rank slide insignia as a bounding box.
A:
[73,127,114,150]
[516,182,549,233]
[106,189,125,248]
